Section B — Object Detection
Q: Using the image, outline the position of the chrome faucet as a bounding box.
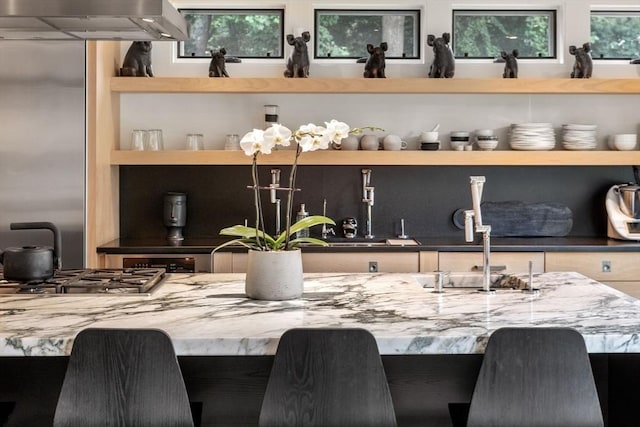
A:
[361,168,375,239]
[464,176,494,293]
[270,169,281,235]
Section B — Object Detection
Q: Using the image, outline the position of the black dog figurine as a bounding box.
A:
[569,42,593,78]
[427,33,455,78]
[120,41,153,77]
[363,43,388,78]
[284,31,310,78]
[501,49,519,78]
[209,48,229,77]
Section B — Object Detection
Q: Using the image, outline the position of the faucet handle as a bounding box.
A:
[464,210,474,242]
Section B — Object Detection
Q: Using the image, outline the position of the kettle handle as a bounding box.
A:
[10,222,62,270]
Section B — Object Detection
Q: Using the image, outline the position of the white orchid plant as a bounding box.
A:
[215,120,378,251]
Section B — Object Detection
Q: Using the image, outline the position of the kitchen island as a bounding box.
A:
[2,271,640,356]
[2,271,640,426]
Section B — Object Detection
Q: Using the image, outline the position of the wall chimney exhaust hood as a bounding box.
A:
[0,0,188,41]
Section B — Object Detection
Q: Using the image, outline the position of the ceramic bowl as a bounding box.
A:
[420,131,439,143]
[477,138,498,151]
[450,139,467,151]
[475,129,494,137]
[613,134,637,151]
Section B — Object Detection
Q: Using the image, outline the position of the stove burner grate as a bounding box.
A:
[0,268,166,295]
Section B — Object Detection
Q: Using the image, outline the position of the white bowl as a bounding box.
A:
[450,131,470,138]
[475,129,494,137]
[613,135,637,151]
[420,131,439,143]
[477,139,498,150]
[450,139,467,150]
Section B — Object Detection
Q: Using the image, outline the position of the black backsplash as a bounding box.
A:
[120,165,635,240]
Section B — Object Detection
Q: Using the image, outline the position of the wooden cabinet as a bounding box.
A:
[545,252,640,298]
[101,254,212,272]
[438,252,545,273]
[213,251,421,273]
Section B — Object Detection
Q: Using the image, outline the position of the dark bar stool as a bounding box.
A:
[258,328,397,427]
[53,328,194,427]
[462,327,603,427]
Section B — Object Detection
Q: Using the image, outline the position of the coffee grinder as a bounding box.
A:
[164,192,187,241]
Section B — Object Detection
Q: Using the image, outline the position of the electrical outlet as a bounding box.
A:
[602,261,611,273]
[368,261,378,273]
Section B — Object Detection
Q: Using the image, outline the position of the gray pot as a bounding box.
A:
[0,222,62,282]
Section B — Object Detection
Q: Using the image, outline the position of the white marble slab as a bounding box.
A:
[1,272,640,356]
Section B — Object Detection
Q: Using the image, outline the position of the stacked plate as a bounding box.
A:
[509,123,556,150]
[561,124,597,150]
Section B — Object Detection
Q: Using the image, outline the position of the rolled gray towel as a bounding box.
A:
[454,202,573,237]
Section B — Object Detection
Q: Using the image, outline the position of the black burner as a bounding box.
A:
[0,268,165,295]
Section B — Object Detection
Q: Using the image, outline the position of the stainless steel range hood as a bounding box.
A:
[0,0,188,41]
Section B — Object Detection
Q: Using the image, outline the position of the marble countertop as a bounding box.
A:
[2,272,640,357]
[96,236,640,254]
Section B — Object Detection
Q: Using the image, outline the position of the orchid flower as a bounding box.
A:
[264,123,292,148]
[297,123,331,152]
[324,119,351,146]
[240,129,273,155]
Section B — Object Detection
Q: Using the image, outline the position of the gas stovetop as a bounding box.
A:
[0,268,166,296]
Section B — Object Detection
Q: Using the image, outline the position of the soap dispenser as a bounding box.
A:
[295,204,309,238]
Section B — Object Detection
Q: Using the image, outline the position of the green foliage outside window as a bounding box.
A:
[315,10,419,59]
[179,9,283,58]
[591,13,640,59]
[453,10,555,59]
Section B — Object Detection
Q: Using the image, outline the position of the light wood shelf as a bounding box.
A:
[111,77,640,94]
[110,149,640,166]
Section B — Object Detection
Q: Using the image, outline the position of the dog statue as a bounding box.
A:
[569,43,593,78]
[120,41,153,77]
[501,49,519,78]
[209,48,229,77]
[427,33,455,78]
[363,43,388,78]
[284,32,310,78]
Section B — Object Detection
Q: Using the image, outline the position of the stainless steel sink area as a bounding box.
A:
[324,238,421,247]
[415,272,529,290]
[326,241,389,247]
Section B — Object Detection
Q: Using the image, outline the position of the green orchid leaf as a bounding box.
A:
[212,238,263,252]
[288,237,330,248]
[273,215,336,248]
[219,225,277,247]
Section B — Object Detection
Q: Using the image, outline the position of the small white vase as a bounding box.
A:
[245,249,304,300]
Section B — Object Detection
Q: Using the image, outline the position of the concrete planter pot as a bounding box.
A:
[245,249,304,300]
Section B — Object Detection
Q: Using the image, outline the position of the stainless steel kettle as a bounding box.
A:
[0,222,62,282]
[616,184,640,219]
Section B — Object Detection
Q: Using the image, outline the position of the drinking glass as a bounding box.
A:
[131,129,147,151]
[224,134,240,150]
[146,129,164,151]
[186,133,204,150]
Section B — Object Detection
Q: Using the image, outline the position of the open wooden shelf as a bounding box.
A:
[111,149,640,166]
[111,77,640,94]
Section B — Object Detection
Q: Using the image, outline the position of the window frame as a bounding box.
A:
[590,10,640,61]
[451,9,557,60]
[313,8,422,60]
[176,8,285,60]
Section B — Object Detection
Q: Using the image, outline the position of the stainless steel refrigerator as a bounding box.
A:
[0,41,85,268]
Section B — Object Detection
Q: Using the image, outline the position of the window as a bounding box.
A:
[178,9,284,58]
[452,10,556,59]
[314,9,420,59]
[591,11,640,60]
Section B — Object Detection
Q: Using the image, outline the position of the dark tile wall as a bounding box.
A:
[120,165,635,240]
